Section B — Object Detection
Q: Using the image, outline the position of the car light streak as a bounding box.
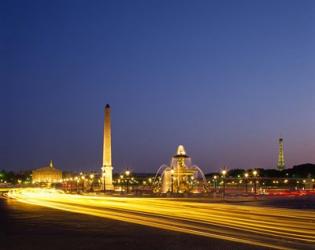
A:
[6,188,315,250]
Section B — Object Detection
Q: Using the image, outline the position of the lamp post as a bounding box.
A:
[68,178,72,192]
[221,170,227,199]
[125,170,130,194]
[213,175,217,193]
[81,175,85,192]
[253,170,258,196]
[119,175,123,193]
[244,173,249,193]
[75,177,79,193]
[89,174,94,192]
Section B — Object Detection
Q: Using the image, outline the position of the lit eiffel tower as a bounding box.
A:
[277,138,285,171]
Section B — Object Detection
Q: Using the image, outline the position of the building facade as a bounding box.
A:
[32,160,62,183]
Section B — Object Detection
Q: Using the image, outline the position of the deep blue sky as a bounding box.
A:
[1,0,315,173]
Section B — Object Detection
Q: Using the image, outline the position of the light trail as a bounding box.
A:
[6,188,315,250]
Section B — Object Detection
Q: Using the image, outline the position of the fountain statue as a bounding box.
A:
[154,145,208,193]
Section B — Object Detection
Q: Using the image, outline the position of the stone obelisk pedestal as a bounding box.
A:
[102,104,114,191]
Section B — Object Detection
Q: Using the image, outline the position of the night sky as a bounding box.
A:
[1,0,315,173]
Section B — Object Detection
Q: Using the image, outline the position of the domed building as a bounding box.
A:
[32,160,62,183]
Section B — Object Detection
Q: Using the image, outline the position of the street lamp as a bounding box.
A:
[253,170,258,196]
[244,173,249,193]
[81,175,85,192]
[119,175,124,193]
[89,174,94,192]
[213,175,218,193]
[75,176,79,193]
[221,169,227,199]
[125,170,130,193]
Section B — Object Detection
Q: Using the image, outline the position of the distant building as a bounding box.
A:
[32,160,62,183]
[277,138,285,171]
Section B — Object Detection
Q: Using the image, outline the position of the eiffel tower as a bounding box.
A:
[277,138,285,171]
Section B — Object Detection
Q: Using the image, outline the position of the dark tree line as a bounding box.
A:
[0,170,32,184]
[205,163,315,179]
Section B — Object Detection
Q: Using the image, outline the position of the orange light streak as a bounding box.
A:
[6,188,315,250]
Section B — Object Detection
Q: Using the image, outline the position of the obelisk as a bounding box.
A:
[102,104,113,190]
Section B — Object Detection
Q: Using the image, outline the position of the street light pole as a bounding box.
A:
[253,170,258,197]
[127,178,129,193]
[125,170,130,194]
[81,175,85,192]
[213,175,217,193]
[89,174,94,192]
[244,173,249,193]
[120,175,123,193]
[221,170,227,199]
[75,177,79,193]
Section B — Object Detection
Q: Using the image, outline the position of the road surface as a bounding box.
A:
[5,188,315,250]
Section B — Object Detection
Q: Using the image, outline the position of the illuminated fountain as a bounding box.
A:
[154,145,208,193]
